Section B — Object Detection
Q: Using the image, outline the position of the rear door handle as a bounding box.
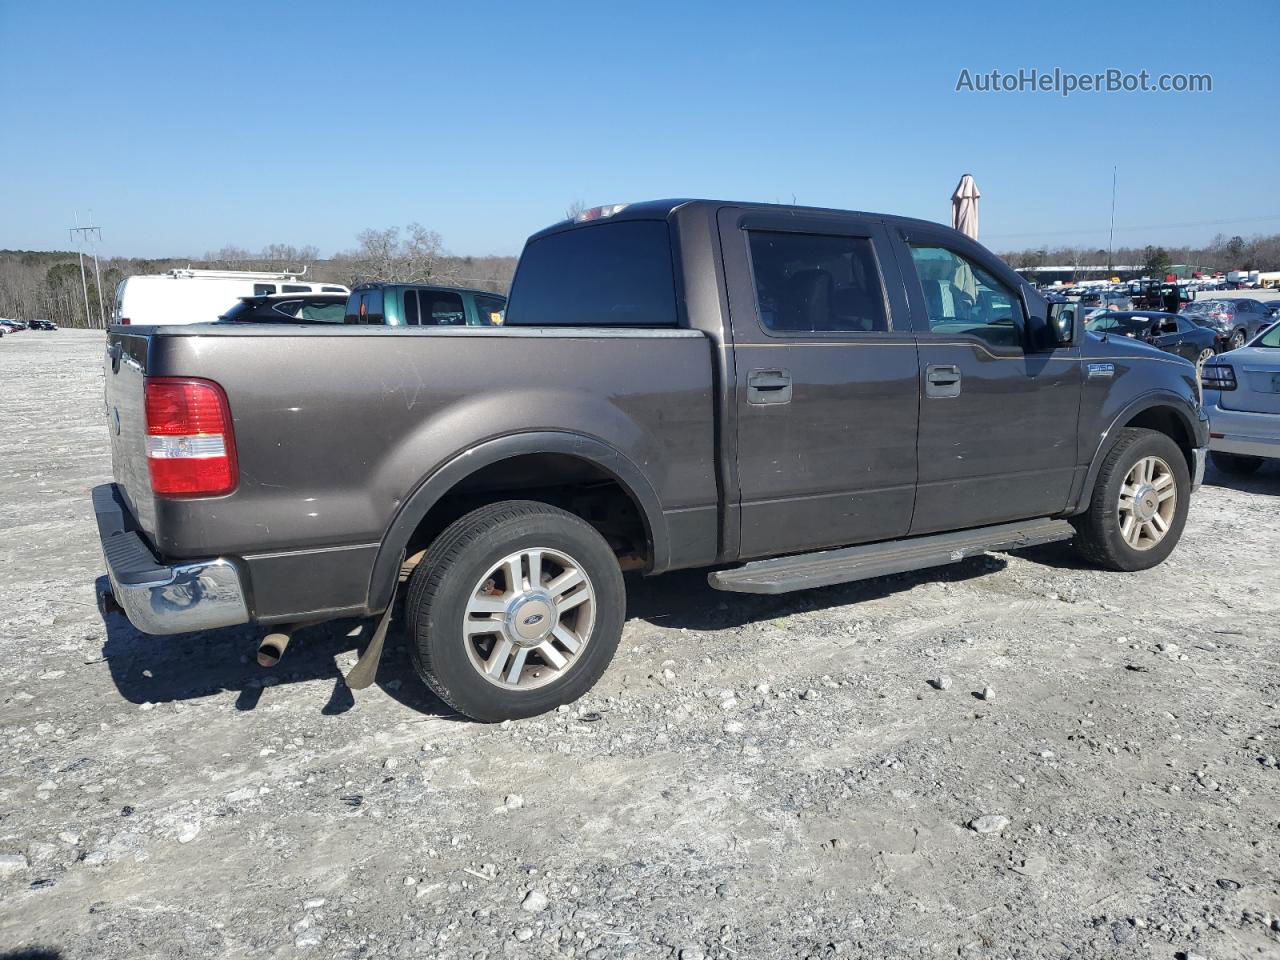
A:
[747,368,792,405]
[925,363,962,398]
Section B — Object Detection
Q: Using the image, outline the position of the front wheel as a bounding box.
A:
[1071,428,1190,572]
[404,500,625,721]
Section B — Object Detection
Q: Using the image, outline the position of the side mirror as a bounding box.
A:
[1048,301,1076,346]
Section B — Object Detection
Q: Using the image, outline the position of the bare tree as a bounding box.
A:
[565,200,588,221]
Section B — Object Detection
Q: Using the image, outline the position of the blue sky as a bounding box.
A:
[2,0,1276,257]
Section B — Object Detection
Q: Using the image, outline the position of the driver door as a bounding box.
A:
[893,226,1082,535]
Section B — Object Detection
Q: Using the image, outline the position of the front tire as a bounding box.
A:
[404,500,625,722]
[1210,451,1264,475]
[1071,428,1190,572]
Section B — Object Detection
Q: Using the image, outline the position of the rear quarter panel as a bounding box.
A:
[134,326,718,575]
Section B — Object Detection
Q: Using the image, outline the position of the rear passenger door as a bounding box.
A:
[717,207,920,559]
[893,225,1081,534]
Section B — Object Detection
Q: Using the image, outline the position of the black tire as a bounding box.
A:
[1229,329,1246,350]
[404,500,625,722]
[1071,428,1191,572]
[1209,451,1264,475]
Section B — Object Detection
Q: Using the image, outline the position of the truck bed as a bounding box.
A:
[103,324,719,622]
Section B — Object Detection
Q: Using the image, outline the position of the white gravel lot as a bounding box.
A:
[1,329,1277,960]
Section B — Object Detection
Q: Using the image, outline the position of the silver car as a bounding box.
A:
[1201,321,1280,473]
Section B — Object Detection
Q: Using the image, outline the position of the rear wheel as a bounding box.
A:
[1229,329,1246,350]
[404,500,625,721]
[1072,428,1190,572]
[1195,347,1215,367]
[1209,451,1264,476]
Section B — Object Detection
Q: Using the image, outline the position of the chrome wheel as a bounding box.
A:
[462,548,595,689]
[1196,347,1215,367]
[1230,330,1245,350]
[1117,455,1177,551]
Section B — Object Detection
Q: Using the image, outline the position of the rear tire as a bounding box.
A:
[1071,428,1190,572]
[1229,329,1246,350]
[1209,451,1264,475]
[404,500,625,722]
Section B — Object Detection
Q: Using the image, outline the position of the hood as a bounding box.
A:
[1085,330,1190,364]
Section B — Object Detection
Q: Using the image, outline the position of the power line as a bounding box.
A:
[69,219,106,328]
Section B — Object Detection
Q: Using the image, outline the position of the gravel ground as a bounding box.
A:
[1,329,1277,960]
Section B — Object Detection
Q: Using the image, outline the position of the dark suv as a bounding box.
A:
[219,293,348,325]
[345,284,507,327]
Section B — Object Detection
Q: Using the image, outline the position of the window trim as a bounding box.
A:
[742,227,898,341]
[902,239,1030,355]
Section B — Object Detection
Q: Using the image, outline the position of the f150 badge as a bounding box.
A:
[1087,362,1115,379]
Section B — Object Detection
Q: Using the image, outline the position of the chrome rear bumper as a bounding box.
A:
[93,484,250,635]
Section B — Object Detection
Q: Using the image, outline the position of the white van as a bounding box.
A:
[111,269,349,326]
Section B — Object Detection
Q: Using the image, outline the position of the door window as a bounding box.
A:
[908,246,1024,348]
[422,291,465,325]
[746,231,888,333]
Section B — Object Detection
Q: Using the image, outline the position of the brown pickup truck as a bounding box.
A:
[96,199,1208,720]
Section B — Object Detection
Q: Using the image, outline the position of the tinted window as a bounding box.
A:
[909,245,1023,348]
[475,294,506,326]
[282,284,309,293]
[506,220,677,327]
[253,283,276,295]
[421,291,465,325]
[403,289,420,325]
[298,302,345,323]
[347,290,385,324]
[747,231,887,333]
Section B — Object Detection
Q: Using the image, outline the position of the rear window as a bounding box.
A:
[505,220,677,327]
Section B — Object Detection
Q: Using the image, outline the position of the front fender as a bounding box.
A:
[1070,388,1207,515]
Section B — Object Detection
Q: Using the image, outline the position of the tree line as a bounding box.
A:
[0,226,518,329]
[1000,232,1280,280]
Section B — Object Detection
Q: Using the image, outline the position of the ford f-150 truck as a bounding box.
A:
[95,199,1208,721]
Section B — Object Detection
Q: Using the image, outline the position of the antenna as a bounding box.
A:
[70,216,106,328]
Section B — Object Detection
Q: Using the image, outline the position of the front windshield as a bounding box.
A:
[1087,314,1150,334]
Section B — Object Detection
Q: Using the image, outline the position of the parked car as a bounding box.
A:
[1201,320,1280,473]
[1183,299,1272,350]
[112,269,349,326]
[0,320,22,334]
[219,293,348,325]
[344,284,507,327]
[28,318,57,331]
[94,199,1208,721]
[1086,311,1218,365]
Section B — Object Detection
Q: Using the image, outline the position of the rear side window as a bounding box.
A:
[747,231,888,333]
[475,294,506,325]
[505,220,677,326]
[253,283,276,295]
[404,289,466,325]
[346,290,385,324]
[281,284,310,293]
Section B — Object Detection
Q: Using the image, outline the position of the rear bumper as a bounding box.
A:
[1204,398,1280,461]
[93,483,250,635]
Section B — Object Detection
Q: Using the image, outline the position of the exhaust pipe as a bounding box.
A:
[257,625,297,668]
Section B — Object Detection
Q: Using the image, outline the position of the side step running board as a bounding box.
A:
[708,518,1074,595]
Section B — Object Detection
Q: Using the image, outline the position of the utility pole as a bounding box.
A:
[70,219,105,328]
[1106,166,1117,274]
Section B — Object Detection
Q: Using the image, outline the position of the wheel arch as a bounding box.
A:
[366,431,668,613]
[1071,392,1201,515]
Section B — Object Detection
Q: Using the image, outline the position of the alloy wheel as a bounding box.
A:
[1117,455,1177,551]
[462,548,596,689]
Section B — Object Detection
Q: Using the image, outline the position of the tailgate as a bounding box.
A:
[104,331,159,541]
[1220,349,1280,414]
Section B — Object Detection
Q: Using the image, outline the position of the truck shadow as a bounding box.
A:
[626,555,1007,631]
[1199,460,1280,495]
[96,577,454,719]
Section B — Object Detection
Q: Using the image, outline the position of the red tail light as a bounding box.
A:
[143,377,238,496]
